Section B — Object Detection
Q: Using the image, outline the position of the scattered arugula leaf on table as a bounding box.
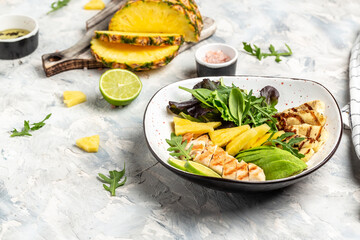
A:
[98,165,127,196]
[166,133,193,160]
[242,42,292,62]
[10,113,52,137]
[47,0,71,14]
[264,132,305,159]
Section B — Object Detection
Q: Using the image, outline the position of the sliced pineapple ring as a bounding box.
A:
[95,31,184,46]
[76,135,100,153]
[109,0,201,42]
[91,38,180,71]
[174,117,221,136]
[209,125,250,147]
[63,91,87,107]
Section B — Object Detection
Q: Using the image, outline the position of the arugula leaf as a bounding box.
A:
[10,113,51,137]
[242,42,292,62]
[31,113,52,131]
[98,166,127,196]
[10,121,32,137]
[264,132,305,159]
[166,133,193,160]
[47,0,71,14]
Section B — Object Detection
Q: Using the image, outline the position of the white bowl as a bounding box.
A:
[143,75,343,192]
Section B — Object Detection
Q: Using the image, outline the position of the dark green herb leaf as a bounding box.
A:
[166,133,193,160]
[47,0,71,14]
[98,165,127,196]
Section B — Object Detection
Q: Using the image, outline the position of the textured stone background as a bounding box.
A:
[0,0,360,239]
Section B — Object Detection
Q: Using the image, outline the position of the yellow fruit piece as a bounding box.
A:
[208,125,250,147]
[173,117,221,136]
[226,128,257,156]
[251,130,285,148]
[63,91,87,107]
[76,135,100,153]
[243,124,271,150]
[84,0,105,10]
[108,0,202,42]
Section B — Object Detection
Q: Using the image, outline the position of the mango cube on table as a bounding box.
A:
[76,135,100,153]
[63,91,86,107]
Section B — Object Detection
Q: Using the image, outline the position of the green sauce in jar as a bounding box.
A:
[0,29,30,40]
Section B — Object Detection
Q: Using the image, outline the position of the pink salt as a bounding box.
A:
[203,50,231,64]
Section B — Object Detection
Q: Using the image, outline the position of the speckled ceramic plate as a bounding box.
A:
[143,76,343,192]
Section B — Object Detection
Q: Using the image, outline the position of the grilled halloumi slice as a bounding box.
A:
[209,146,227,175]
[194,143,217,167]
[285,124,328,143]
[299,148,315,162]
[283,100,325,115]
[222,155,238,179]
[235,160,249,181]
[284,133,323,152]
[276,110,326,127]
[248,163,266,181]
[188,135,209,159]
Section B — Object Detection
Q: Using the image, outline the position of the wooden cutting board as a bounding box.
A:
[41,0,217,77]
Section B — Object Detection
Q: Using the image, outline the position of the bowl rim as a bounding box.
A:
[0,14,39,43]
[195,43,238,69]
[143,75,343,186]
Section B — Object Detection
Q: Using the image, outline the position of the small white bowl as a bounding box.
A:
[0,14,39,59]
[195,43,238,76]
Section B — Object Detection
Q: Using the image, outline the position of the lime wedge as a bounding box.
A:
[99,69,142,106]
[168,157,187,171]
[185,161,221,178]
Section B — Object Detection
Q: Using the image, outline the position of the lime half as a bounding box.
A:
[99,69,142,106]
[185,161,221,178]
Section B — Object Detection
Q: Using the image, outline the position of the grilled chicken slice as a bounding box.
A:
[194,143,217,167]
[235,160,249,181]
[222,154,238,179]
[283,100,325,115]
[188,135,209,159]
[276,110,326,127]
[182,133,194,150]
[209,146,227,175]
[248,163,266,181]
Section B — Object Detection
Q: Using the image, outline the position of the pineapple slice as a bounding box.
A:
[252,130,285,148]
[84,0,105,10]
[226,128,257,156]
[108,0,202,42]
[243,124,271,150]
[63,91,87,107]
[91,38,180,71]
[76,135,100,153]
[208,125,250,147]
[95,31,184,46]
[173,117,221,136]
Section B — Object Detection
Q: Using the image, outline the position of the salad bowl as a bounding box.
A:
[143,76,343,192]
